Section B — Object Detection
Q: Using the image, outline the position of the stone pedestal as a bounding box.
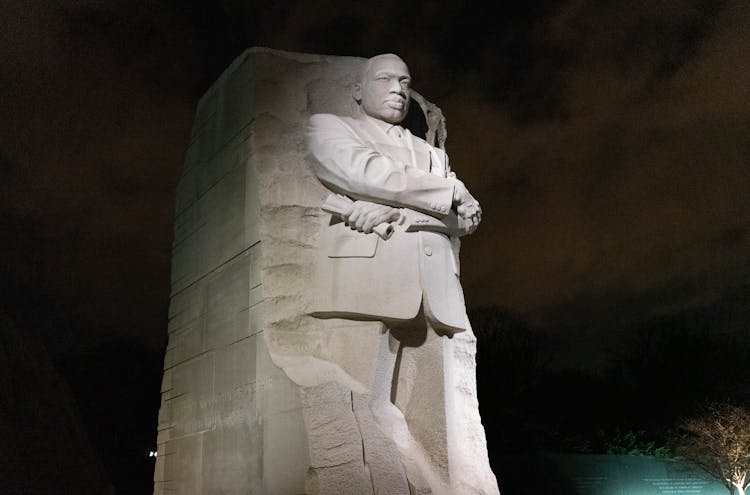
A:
[153,47,498,495]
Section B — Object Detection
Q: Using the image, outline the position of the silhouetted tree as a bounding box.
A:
[0,310,114,494]
[469,307,551,452]
[470,307,548,398]
[611,320,750,430]
[678,403,750,495]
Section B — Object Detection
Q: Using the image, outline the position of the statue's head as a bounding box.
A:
[354,54,411,124]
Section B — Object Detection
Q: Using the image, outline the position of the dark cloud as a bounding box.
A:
[441,0,750,324]
[0,0,197,354]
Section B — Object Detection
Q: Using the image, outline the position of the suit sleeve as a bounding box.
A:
[307,114,454,217]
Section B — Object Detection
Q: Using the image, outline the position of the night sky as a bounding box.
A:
[1,1,749,493]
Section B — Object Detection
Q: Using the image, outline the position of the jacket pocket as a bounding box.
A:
[327,222,379,258]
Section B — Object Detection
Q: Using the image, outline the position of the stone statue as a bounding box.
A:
[307,54,499,495]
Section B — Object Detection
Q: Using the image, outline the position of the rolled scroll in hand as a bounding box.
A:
[321,194,395,240]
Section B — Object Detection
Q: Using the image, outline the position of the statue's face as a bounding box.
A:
[356,55,411,124]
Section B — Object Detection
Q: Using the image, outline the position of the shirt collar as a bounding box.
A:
[361,114,406,137]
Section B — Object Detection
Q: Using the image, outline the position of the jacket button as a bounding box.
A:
[424,246,433,256]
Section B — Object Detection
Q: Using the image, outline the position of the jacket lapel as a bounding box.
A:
[353,117,432,173]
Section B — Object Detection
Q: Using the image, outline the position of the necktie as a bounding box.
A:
[389,125,405,139]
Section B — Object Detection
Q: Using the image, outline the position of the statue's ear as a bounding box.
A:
[353,82,362,103]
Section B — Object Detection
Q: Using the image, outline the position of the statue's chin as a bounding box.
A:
[380,109,407,124]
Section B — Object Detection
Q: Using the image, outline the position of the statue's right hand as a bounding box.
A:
[344,200,401,234]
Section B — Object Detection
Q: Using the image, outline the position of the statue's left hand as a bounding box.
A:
[344,200,401,234]
[451,179,482,232]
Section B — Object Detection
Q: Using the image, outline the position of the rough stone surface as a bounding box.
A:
[154,47,498,494]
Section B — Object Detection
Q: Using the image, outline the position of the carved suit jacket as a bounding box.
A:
[307,113,467,334]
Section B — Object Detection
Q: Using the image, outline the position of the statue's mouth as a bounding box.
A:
[386,99,405,110]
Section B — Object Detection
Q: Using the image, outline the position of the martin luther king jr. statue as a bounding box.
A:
[307,54,499,495]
